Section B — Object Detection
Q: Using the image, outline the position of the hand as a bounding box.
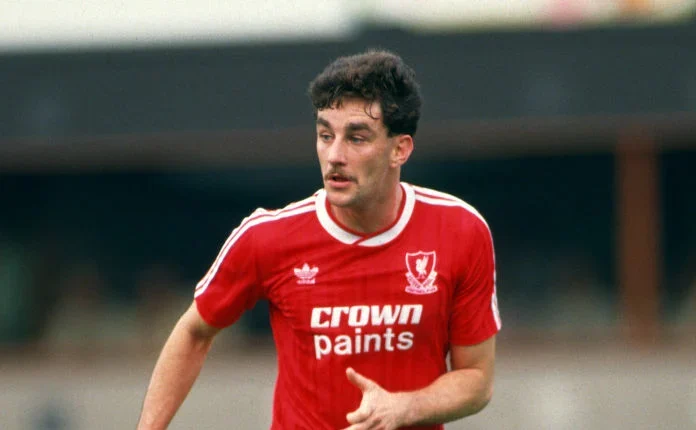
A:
[342,367,412,430]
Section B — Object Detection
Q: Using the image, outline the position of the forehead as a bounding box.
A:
[316,98,384,130]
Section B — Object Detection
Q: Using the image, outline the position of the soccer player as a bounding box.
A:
[137,49,500,430]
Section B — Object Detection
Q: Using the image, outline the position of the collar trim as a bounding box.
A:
[315,183,415,247]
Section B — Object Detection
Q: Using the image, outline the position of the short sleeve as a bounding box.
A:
[449,214,501,345]
[194,217,265,328]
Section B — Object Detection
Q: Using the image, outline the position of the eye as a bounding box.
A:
[318,133,333,143]
[349,135,365,144]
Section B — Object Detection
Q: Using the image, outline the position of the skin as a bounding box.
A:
[137,97,496,429]
[342,337,496,430]
[316,97,413,234]
[137,303,219,430]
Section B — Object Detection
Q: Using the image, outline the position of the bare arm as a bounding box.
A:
[137,301,221,430]
[401,335,496,425]
[344,335,496,429]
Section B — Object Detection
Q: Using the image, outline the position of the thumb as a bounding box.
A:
[346,367,375,392]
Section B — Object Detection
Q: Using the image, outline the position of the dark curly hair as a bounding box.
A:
[308,49,422,137]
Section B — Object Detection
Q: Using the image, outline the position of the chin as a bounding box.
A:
[325,190,355,208]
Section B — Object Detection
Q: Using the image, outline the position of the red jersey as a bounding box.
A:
[194,182,501,429]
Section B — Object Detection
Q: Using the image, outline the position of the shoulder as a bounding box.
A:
[214,192,318,258]
[408,183,490,231]
[240,192,318,234]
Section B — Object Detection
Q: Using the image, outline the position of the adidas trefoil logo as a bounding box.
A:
[294,263,319,285]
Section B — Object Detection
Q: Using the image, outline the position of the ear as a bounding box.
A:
[390,134,414,168]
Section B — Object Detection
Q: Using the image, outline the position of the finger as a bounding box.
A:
[346,367,375,392]
[346,404,373,424]
[342,425,375,430]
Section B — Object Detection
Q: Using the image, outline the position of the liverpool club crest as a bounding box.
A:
[405,251,438,295]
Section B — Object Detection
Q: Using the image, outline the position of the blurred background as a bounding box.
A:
[1,1,696,429]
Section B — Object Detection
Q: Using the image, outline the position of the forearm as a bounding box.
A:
[137,318,215,430]
[400,367,492,426]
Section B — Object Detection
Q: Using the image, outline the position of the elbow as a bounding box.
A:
[467,383,494,416]
[479,384,494,411]
[472,365,495,414]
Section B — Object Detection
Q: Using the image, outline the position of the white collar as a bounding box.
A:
[315,183,415,247]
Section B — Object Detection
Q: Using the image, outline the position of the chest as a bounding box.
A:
[262,239,459,337]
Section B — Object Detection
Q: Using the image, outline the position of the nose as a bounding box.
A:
[326,137,347,165]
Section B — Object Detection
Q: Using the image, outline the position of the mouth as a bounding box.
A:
[328,173,350,182]
[326,172,353,187]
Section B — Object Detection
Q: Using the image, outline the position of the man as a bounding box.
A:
[137,49,500,430]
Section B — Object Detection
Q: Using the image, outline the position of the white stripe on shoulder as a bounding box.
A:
[411,185,462,202]
[251,194,316,217]
[412,185,489,229]
[194,198,315,297]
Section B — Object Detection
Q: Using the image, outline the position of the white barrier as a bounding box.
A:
[1,344,694,430]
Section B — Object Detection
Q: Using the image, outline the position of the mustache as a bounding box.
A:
[324,170,355,181]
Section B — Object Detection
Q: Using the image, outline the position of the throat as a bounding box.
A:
[329,185,404,235]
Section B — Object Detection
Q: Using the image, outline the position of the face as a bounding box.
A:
[316,98,412,211]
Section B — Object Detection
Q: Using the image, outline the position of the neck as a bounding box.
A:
[331,182,403,234]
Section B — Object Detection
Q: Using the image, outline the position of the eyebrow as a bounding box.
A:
[345,122,374,134]
[316,117,331,129]
[316,117,376,135]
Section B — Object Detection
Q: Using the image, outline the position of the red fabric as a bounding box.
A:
[195,183,500,429]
